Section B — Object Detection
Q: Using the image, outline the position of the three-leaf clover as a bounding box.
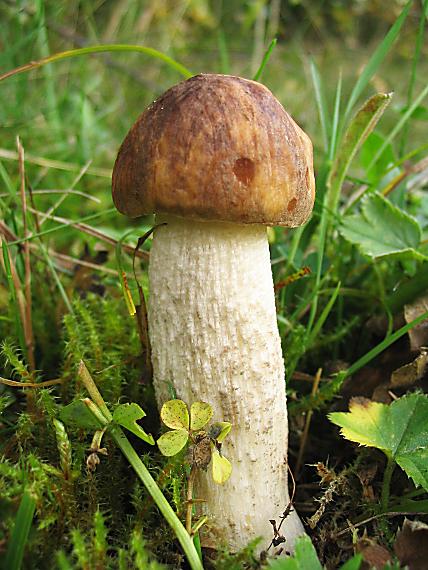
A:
[157,400,232,484]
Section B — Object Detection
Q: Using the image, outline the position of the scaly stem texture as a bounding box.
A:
[149,216,304,551]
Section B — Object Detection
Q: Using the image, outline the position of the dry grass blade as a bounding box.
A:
[26,207,149,260]
[0,376,62,388]
[17,138,35,371]
[0,148,111,178]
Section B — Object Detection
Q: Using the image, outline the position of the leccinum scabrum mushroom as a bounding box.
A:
[112,74,315,551]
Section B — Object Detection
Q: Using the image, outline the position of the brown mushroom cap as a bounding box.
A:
[112,73,315,227]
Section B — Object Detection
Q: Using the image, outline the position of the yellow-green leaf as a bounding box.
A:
[211,447,232,484]
[190,402,213,431]
[329,393,428,491]
[160,400,189,430]
[157,429,189,457]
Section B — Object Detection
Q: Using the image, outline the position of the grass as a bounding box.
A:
[1,0,428,568]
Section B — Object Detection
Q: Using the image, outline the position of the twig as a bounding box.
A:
[265,465,297,552]
[17,138,35,371]
[295,368,322,477]
[0,376,62,388]
[333,511,427,538]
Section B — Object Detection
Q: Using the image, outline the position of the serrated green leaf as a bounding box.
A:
[113,403,155,445]
[396,448,428,490]
[211,447,232,484]
[160,400,189,430]
[157,429,189,456]
[340,193,424,261]
[60,399,105,430]
[329,393,428,491]
[190,402,213,431]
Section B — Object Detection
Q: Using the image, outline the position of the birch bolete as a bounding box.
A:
[112,74,315,551]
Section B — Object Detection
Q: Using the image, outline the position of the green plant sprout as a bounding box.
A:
[59,361,203,570]
[157,400,232,534]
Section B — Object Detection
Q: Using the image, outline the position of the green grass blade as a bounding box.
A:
[37,240,73,314]
[399,0,428,155]
[35,0,61,134]
[343,0,411,121]
[328,92,392,214]
[367,82,428,173]
[252,38,277,82]
[217,30,230,75]
[329,72,343,161]
[307,282,341,348]
[310,59,331,153]
[4,492,37,570]
[0,44,193,83]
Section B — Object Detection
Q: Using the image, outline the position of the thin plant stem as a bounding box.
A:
[381,456,395,512]
[17,138,35,371]
[186,465,198,534]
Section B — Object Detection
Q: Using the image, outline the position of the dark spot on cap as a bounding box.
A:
[287,197,297,212]
[233,157,255,186]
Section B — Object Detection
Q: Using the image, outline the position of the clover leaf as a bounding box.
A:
[157,400,232,484]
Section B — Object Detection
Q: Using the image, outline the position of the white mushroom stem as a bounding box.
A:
[148,214,304,552]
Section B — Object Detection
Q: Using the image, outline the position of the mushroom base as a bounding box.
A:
[148,214,305,552]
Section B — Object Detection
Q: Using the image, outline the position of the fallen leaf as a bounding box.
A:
[405,294,428,351]
[390,350,428,388]
[394,518,428,570]
[356,540,392,569]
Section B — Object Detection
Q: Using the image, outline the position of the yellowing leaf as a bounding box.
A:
[211,447,232,484]
[329,393,428,491]
[331,398,391,450]
[157,429,189,456]
[160,400,189,430]
[190,402,213,431]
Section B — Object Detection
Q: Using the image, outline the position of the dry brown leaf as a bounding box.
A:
[404,294,428,351]
[356,539,392,569]
[394,518,428,570]
[390,350,428,388]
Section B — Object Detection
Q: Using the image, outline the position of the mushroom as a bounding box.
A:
[112,74,315,552]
